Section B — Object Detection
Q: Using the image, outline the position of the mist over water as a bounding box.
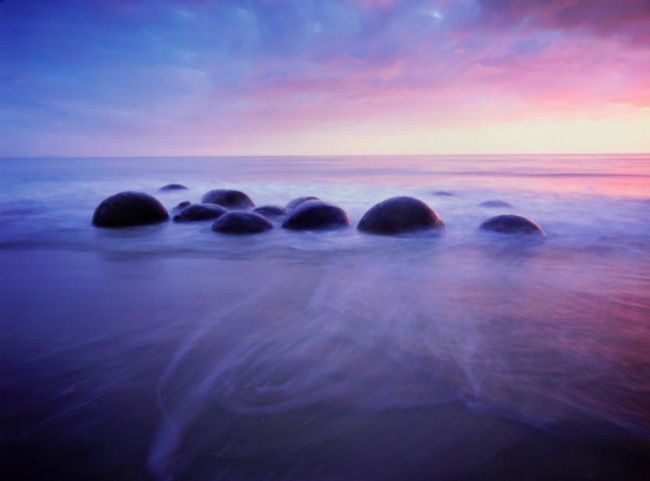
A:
[1,155,650,480]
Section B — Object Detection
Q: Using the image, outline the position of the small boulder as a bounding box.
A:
[358,196,443,235]
[173,204,227,222]
[92,191,169,227]
[211,212,272,235]
[282,201,350,231]
[172,201,191,212]
[286,196,319,211]
[479,214,544,236]
[159,183,188,192]
[254,205,288,218]
[479,200,513,208]
[433,191,454,197]
[202,189,254,209]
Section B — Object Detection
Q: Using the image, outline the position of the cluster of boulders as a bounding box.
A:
[92,185,544,237]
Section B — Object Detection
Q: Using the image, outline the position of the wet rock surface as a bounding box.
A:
[173,204,227,222]
[358,196,444,235]
[479,214,544,235]
[282,201,350,231]
[92,192,169,227]
[202,189,255,209]
[211,211,272,235]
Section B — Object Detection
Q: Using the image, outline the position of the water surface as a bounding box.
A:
[1,155,650,480]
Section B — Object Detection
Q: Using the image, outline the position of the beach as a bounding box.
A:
[1,154,650,480]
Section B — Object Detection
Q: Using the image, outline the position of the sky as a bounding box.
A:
[1,0,649,156]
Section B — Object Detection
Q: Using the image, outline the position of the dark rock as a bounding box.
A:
[479,214,544,235]
[254,205,288,218]
[202,189,255,209]
[211,212,272,235]
[173,203,227,222]
[92,191,169,227]
[282,201,350,231]
[159,183,188,192]
[433,191,454,197]
[172,201,191,212]
[479,200,513,208]
[286,196,319,211]
[358,196,443,235]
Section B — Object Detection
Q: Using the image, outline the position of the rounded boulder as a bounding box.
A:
[479,200,513,208]
[254,205,288,218]
[173,203,227,222]
[479,214,544,236]
[211,212,272,235]
[159,183,188,192]
[282,201,350,231]
[92,191,169,227]
[202,189,255,209]
[286,196,319,211]
[358,196,443,235]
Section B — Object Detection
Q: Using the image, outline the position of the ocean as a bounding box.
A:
[1,154,649,480]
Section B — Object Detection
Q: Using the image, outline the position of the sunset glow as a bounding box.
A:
[1,0,649,156]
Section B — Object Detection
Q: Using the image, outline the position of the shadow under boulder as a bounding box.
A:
[480,214,544,236]
[211,212,272,235]
[92,191,169,227]
[282,201,349,231]
[202,189,254,209]
[358,196,444,235]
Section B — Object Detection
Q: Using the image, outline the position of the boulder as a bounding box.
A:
[282,201,350,231]
[211,212,272,235]
[254,205,288,218]
[173,203,227,222]
[358,196,443,235]
[202,189,254,209]
[92,191,169,227]
[479,200,513,208]
[159,183,188,192]
[433,191,454,197]
[172,201,191,212]
[479,214,544,235]
[286,196,319,211]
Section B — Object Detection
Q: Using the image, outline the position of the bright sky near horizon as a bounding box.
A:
[1,0,649,156]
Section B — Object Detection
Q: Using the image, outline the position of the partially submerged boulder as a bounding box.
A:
[254,205,288,219]
[202,189,254,209]
[286,196,319,211]
[173,203,227,222]
[479,214,544,236]
[211,212,272,235]
[92,192,169,227]
[282,201,349,231]
[479,200,513,208]
[358,196,443,235]
[172,201,191,213]
[159,183,188,192]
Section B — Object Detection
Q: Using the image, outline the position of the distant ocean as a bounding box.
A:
[2,154,650,480]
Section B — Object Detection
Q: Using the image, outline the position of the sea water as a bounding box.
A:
[1,155,649,480]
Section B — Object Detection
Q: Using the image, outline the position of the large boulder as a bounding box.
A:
[479,214,544,235]
[92,191,169,227]
[159,183,188,192]
[358,196,443,235]
[254,205,288,219]
[211,212,272,235]
[173,203,227,222]
[479,200,513,208]
[282,201,350,231]
[202,189,254,209]
[286,196,319,211]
